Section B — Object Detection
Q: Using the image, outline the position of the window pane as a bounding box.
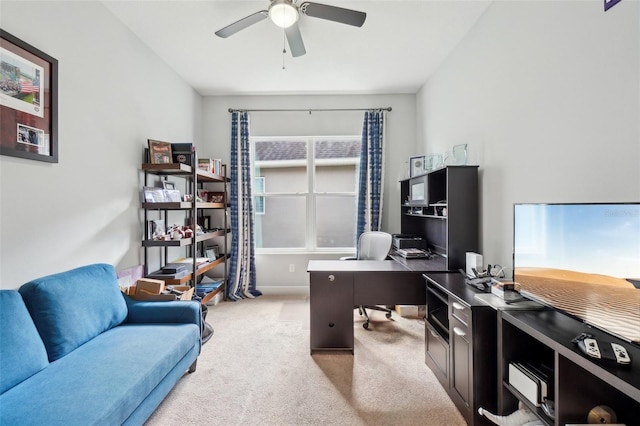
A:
[315,139,360,193]
[255,140,307,193]
[254,196,306,248]
[259,166,307,193]
[255,177,265,214]
[316,195,357,248]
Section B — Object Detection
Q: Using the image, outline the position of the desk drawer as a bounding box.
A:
[425,319,449,388]
[451,298,470,327]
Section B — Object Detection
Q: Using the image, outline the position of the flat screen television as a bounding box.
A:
[513,202,640,343]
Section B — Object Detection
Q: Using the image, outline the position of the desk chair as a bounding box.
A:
[341,231,394,329]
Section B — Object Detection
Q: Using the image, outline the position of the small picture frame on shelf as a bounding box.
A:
[148,139,173,164]
[205,244,220,261]
[197,189,209,202]
[163,189,181,202]
[209,192,225,203]
[198,215,211,231]
[410,155,425,177]
[143,186,166,203]
[162,181,175,190]
[205,248,216,262]
[149,219,165,240]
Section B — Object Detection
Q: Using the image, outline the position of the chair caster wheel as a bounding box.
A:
[385,312,392,319]
[363,322,369,329]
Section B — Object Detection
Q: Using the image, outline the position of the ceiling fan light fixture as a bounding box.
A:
[269,0,299,28]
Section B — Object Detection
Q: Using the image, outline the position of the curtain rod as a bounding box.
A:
[228,107,392,113]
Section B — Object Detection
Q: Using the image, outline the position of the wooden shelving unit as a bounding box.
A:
[141,150,228,303]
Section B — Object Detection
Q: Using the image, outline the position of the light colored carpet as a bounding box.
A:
[145,295,466,426]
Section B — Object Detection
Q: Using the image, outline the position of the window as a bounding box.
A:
[252,136,361,251]
[254,177,265,215]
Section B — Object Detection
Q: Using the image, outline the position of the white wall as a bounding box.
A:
[201,94,416,293]
[0,1,202,288]
[417,1,640,275]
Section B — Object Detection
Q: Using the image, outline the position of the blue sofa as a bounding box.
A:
[0,263,201,425]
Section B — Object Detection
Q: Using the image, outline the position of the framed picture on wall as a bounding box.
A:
[0,30,58,163]
[410,155,425,177]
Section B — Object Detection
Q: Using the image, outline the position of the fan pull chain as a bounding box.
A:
[282,27,287,69]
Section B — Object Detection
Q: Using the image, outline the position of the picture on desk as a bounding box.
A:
[513,203,640,344]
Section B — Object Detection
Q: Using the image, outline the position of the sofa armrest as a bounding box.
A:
[124,297,201,329]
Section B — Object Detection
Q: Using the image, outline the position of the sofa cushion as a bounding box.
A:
[19,264,128,361]
[0,323,200,425]
[0,291,49,395]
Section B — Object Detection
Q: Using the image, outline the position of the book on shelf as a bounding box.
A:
[198,158,213,173]
[196,277,224,297]
[173,257,210,264]
[147,269,189,280]
[161,263,189,274]
[213,158,222,175]
[197,158,223,175]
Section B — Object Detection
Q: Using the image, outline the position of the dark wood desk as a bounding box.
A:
[307,259,437,354]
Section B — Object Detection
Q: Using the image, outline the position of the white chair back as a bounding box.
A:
[357,231,392,260]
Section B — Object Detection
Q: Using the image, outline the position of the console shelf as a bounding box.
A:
[498,309,640,425]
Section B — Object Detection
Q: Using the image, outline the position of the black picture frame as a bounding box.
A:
[0,30,58,163]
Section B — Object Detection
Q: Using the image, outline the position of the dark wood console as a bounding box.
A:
[424,272,499,425]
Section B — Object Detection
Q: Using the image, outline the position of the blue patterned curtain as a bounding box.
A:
[356,111,385,241]
[227,111,262,300]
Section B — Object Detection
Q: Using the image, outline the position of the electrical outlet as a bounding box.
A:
[289,264,295,273]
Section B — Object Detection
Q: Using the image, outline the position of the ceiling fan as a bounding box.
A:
[215,0,366,58]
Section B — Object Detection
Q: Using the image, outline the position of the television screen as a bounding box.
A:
[514,203,640,283]
[513,203,640,344]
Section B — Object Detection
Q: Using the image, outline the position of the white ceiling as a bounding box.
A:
[102,1,491,96]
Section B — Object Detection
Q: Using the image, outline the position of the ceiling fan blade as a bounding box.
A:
[215,11,268,38]
[285,23,306,57]
[300,2,366,27]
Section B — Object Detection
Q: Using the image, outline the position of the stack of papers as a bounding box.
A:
[396,248,428,258]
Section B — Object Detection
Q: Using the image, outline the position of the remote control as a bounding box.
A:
[573,333,631,365]
[611,343,631,364]
[581,338,602,358]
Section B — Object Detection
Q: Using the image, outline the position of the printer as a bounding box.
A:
[392,234,426,250]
